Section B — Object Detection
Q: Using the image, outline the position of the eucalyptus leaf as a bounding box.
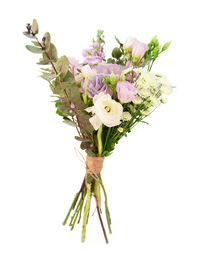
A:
[40,72,57,81]
[57,104,70,116]
[23,32,36,39]
[31,41,40,47]
[37,59,51,65]
[26,45,42,54]
[55,56,69,77]
[63,118,77,127]
[75,136,90,142]
[43,43,57,61]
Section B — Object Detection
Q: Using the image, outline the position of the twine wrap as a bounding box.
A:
[86,156,105,175]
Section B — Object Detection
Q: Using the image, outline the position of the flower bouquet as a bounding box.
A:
[24,19,172,243]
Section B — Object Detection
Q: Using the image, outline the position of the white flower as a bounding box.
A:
[139,89,151,98]
[85,93,123,130]
[150,95,160,107]
[118,127,124,133]
[161,85,172,95]
[122,112,132,121]
[123,36,136,50]
[160,97,167,104]
[133,96,143,104]
[141,109,151,116]
[81,65,97,80]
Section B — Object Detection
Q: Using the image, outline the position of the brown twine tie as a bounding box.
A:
[86,156,105,176]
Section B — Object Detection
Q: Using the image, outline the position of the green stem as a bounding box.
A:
[81,184,92,243]
[103,127,111,152]
[99,177,112,234]
[83,78,88,104]
[70,198,84,230]
[62,192,79,225]
[97,124,103,156]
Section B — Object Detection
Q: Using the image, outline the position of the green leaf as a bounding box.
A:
[23,32,36,39]
[63,118,77,127]
[43,43,57,61]
[57,103,70,116]
[40,72,57,81]
[54,56,69,77]
[40,67,51,72]
[31,41,40,47]
[63,71,75,83]
[37,59,51,65]
[75,136,90,142]
[86,150,96,157]
[115,36,123,47]
[25,45,42,54]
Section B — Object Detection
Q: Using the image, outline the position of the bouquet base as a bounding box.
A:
[63,156,111,243]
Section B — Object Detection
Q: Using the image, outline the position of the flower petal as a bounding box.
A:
[89,115,102,131]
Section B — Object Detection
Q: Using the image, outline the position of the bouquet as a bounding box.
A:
[24,19,172,243]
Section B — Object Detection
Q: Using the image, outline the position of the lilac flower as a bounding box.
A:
[82,41,105,66]
[83,56,103,65]
[81,74,108,98]
[116,81,138,103]
[131,39,149,59]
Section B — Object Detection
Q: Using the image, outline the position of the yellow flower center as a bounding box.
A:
[105,106,111,112]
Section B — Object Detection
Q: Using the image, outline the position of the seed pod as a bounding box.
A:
[32,19,39,35]
[41,32,51,50]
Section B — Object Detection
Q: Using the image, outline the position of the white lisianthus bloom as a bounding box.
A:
[81,65,97,80]
[85,93,123,130]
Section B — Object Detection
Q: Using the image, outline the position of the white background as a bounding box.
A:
[1,0,200,266]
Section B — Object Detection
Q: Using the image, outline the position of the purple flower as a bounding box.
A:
[83,56,103,65]
[82,48,95,57]
[81,74,108,98]
[116,81,138,103]
[131,39,148,59]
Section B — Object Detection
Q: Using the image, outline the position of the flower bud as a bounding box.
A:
[120,72,126,81]
[162,41,171,52]
[32,19,39,35]
[110,71,116,85]
[112,47,122,59]
[41,32,51,50]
